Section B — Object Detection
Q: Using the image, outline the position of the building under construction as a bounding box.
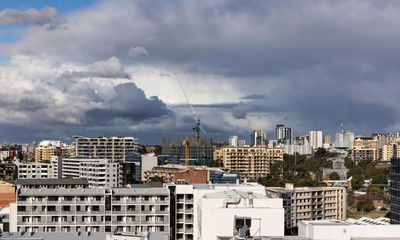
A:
[161,138,215,165]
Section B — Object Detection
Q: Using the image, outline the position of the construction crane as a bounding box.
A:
[175,73,206,166]
[175,73,205,141]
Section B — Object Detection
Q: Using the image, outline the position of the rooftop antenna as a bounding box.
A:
[341,121,344,134]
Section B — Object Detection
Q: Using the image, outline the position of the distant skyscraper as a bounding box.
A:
[275,124,291,144]
[334,132,355,148]
[324,135,331,145]
[309,131,323,149]
[251,129,267,146]
[228,135,238,147]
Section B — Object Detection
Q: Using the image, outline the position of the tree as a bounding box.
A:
[314,148,327,159]
[328,172,340,180]
[372,174,388,185]
[258,174,282,187]
[361,203,375,213]
[352,175,364,190]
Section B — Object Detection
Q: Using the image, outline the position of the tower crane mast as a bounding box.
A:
[175,73,206,166]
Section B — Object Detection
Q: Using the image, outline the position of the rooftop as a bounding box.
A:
[15,178,89,186]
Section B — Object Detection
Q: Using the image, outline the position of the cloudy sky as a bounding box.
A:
[0,0,399,144]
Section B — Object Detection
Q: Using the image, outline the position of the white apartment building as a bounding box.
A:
[266,184,347,229]
[285,145,313,155]
[62,158,121,188]
[298,220,400,240]
[11,186,170,235]
[15,162,57,179]
[74,136,139,162]
[170,182,284,240]
[309,131,323,149]
[228,135,238,147]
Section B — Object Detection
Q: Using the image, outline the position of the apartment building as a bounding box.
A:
[11,186,170,235]
[15,178,89,190]
[62,158,121,188]
[161,138,214,165]
[0,162,17,182]
[143,165,208,184]
[34,140,73,162]
[266,184,347,230]
[15,162,57,179]
[169,182,283,240]
[213,146,284,180]
[309,131,323,149]
[352,137,379,163]
[74,136,139,162]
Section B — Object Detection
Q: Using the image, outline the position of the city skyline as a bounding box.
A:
[0,1,399,144]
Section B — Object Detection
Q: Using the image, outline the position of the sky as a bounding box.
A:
[0,0,399,144]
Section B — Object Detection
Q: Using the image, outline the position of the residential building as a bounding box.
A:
[0,162,17,182]
[309,131,323,149]
[50,156,63,178]
[11,185,170,234]
[161,138,213,165]
[214,146,284,180]
[143,165,208,184]
[15,162,57,179]
[265,184,347,230]
[251,129,267,146]
[324,135,331,145]
[199,190,284,239]
[275,124,291,144]
[173,168,207,184]
[352,137,379,163]
[237,139,246,147]
[208,168,240,184]
[382,142,400,161]
[285,145,313,155]
[228,135,238,147]
[74,136,139,162]
[34,140,73,162]
[0,232,169,240]
[15,178,89,190]
[334,132,355,149]
[62,158,121,188]
[169,182,283,240]
[298,220,400,240]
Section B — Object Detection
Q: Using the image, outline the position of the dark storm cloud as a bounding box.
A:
[84,82,172,125]
[2,0,400,143]
[232,102,254,119]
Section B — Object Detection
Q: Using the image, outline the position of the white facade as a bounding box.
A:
[199,191,284,239]
[51,156,63,178]
[298,220,400,240]
[141,153,158,181]
[228,135,238,147]
[62,158,121,188]
[285,145,313,155]
[15,162,57,179]
[309,131,323,149]
[173,182,284,240]
[334,132,355,148]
